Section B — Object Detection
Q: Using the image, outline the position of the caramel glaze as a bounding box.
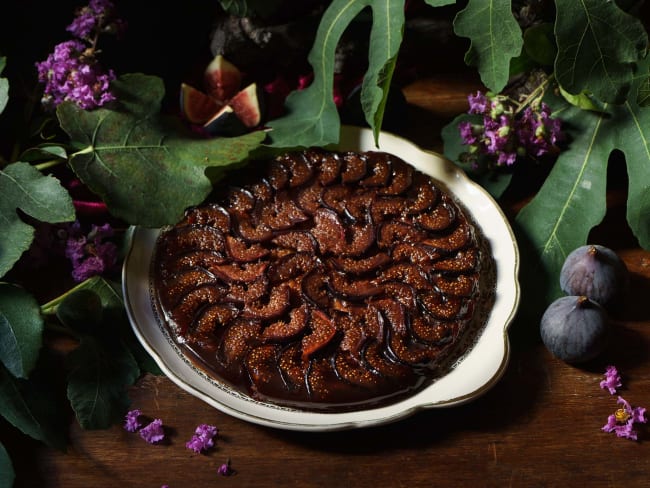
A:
[152,149,496,411]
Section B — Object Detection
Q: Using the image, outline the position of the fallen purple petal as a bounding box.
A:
[600,365,622,395]
[123,409,143,433]
[139,418,165,444]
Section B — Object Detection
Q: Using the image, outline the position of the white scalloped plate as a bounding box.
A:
[123,126,520,431]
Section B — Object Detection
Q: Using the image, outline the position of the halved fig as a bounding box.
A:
[180,82,222,125]
[377,222,427,249]
[225,235,269,262]
[420,292,466,320]
[311,208,345,254]
[360,153,391,187]
[301,310,338,361]
[242,284,291,320]
[316,151,342,185]
[342,222,375,257]
[271,231,317,253]
[229,82,264,128]
[203,105,247,137]
[421,220,473,252]
[181,204,231,232]
[256,195,308,231]
[245,344,283,396]
[415,197,456,231]
[340,152,367,183]
[225,186,255,216]
[218,319,261,370]
[379,263,430,290]
[328,271,383,301]
[322,185,352,215]
[378,158,413,195]
[159,268,219,307]
[301,268,331,308]
[330,252,390,275]
[262,304,310,342]
[404,174,440,214]
[267,252,317,284]
[296,182,323,215]
[431,273,478,297]
[213,261,268,283]
[409,315,455,346]
[193,303,240,338]
[157,250,228,277]
[390,242,443,265]
[204,54,242,102]
[235,217,273,242]
[430,248,479,273]
[159,225,226,256]
[276,153,314,187]
[224,276,268,303]
[170,285,225,336]
[381,281,418,311]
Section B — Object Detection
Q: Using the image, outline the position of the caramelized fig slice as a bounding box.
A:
[271,231,318,253]
[249,178,273,203]
[378,158,413,196]
[311,208,345,254]
[306,358,340,400]
[226,186,255,216]
[360,153,391,187]
[301,309,338,361]
[159,225,226,256]
[409,314,456,346]
[158,250,228,277]
[371,196,404,222]
[339,314,368,360]
[277,342,307,391]
[415,197,456,231]
[235,217,273,242]
[224,276,268,303]
[218,319,261,371]
[170,285,225,336]
[226,235,269,262]
[431,273,478,297]
[256,195,308,231]
[277,152,314,187]
[328,271,383,301]
[377,222,427,249]
[159,268,220,306]
[420,291,466,320]
[180,204,231,232]
[421,220,472,252]
[362,340,413,381]
[241,284,291,320]
[331,252,390,275]
[267,159,289,190]
[296,182,324,216]
[382,281,418,311]
[213,261,268,283]
[245,344,284,396]
[262,304,309,342]
[391,242,443,265]
[322,185,352,215]
[342,222,375,257]
[316,151,342,185]
[334,350,380,389]
[379,263,431,290]
[404,174,440,214]
[430,247,479,273]
[193,303,240,339]
[267,252,317,284]
[344,191,374,222]
[301,268,331,308]
[340,152,367,183]
[388,327,439,366]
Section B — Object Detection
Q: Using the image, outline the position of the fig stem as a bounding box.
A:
[576,296,591,308]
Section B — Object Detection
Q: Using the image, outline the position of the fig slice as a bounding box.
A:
[277,343,308,391]
[296,182,324,216]
[378,158,413,195]
[390,242,443,265]
[229,82,264,128]
[331,252,390,275]
[218,319,261,371]
[430,247,479,273]
[271,231,317,253]
[362,340,413,381]
[379,263,431,290]
[256,195,308,231]
[431,273,478,297]
[322,185,352,215]
[415,197,456,231]
[342,222,375,257]
[242,285,291,320]
[266,158,289,190]
[333,350,380,389]
[360,153,391,187]
[245,344,283,397]
[192,303,240,339]
[225,186,255,216]
[159,225,226,256]
[409,315,456,346]
[328,271,383,301]
[262,304,310,342]
[340,152,367,183]
[226,235,269,262]
[204,54,242,102]
[422,220,473,252]
[381,281,418,311]
[420,292,466,320]
[235,217,273,242]
[377,222,427,249]
[213,261,268,283]
[276,152,314,187]
[316,151,342,185]
[267,252,318,284]
[159,268,220,307]
[180,82,222,125]
[301,268,331,308]
[371,196,405,222]
[203,104,247,137]
[311,208,345,254]
[301,310,338,361]
[157,250,228,277]
[224,276,268,304]
[170,285,225,336]
[404,173,440,214]
[180,204,231,232]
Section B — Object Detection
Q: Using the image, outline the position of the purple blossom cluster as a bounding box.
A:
[123,410,166,444]
[64,221,118,282]
[35,0,124,110]
[458,91,563,168]
[599,366,647,441]
[186,424,219,454]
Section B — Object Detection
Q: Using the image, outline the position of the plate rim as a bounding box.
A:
[122,126,520,431]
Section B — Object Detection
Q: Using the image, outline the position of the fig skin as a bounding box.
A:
[540,295,609,363]
[559,244,629,308]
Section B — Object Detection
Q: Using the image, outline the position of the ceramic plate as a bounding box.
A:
[123,126,520,431]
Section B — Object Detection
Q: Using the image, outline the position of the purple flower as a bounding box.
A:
[600,365,622,395]
[217,459,235,476]
[139,418,165,444]
[186,424,219,453]
[467,91,488,114]
[64,221,118,282]
[124,409,143,433]
[602,396,647,441]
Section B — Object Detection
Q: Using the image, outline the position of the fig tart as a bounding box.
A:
[151,148,496,411]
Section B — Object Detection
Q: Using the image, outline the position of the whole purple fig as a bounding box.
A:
[540,295,609,363]
[560,244,629,308]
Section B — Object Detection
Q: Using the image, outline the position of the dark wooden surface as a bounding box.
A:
[5,76,650,488]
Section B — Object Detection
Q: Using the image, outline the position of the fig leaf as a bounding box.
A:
[0,57,7,116]
[554,0,647,104]
[453,0,523,93]
[0,162,75,278]
[57,73,265,228]
[0,442,14,488]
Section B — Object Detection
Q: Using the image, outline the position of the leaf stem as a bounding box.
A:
[34,159,66,172]
[515,74,555,114]
[40,278,94,315]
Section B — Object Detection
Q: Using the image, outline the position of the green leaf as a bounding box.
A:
[554,0,647,104]
[0,363,67,449]
[266,0,371,147]
[0,284,43,379]
[55,289,103,334]
[19,143,68,163]
[57,73,265,228]
[523,23,556,67]
[0,162,75,278]
[0,57,8,116]
[0,442,15,488]
[453,0,523,93]
[559,86,608,113]
[423,0,456,5]
[66,335,139,429]
[361,0,404,145]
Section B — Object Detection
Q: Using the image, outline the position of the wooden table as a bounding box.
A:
[4,75,650,488]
